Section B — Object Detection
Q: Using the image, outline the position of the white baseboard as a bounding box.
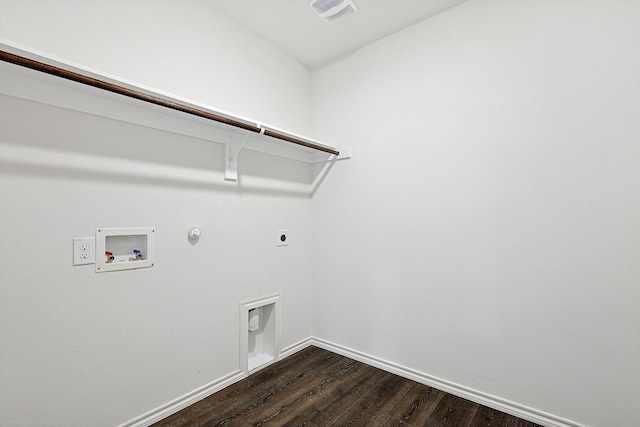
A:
[120,336,583,427]
[280,337,314,358]
[118,370,245,427]
[119,338,313,427]
[310,338,585,427]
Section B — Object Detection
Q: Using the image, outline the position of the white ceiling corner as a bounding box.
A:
[202,0,468,71]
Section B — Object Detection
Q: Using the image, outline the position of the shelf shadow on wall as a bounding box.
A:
[0,93,334,197]
[0,141,319,198]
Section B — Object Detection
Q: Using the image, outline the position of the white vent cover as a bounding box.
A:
[310,0,358,23]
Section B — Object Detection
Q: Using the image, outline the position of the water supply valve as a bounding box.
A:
[96,227,155,273]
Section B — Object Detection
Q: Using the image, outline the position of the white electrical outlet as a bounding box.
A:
[276,229,289,247]
[73,237,95,265]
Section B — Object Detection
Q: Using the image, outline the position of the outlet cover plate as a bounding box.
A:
[73,237,95,265]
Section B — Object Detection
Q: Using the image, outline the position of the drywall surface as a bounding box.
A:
[0,93,314,427]
[311,1,640,426]
[0,0,311,135]
[0,2,313,426]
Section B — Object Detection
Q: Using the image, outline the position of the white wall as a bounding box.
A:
[311,1,640,427]
[0,1,314,426]
[0,0,310,134]
[2,1,639,426]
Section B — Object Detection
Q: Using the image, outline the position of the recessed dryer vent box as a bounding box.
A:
[95,227,155,273]
[240,294,281,374]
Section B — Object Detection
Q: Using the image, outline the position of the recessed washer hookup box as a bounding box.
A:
[95,227,156,273]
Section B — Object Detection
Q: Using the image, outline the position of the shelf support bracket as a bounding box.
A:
[225,131,249,182]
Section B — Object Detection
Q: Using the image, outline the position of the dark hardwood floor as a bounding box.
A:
[152,346,541,427]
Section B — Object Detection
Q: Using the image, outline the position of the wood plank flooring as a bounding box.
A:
[152,346,542,427]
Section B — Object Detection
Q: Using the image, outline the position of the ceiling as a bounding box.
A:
[202,0,468,71]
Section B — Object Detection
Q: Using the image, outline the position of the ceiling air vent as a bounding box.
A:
[310,0,358,24]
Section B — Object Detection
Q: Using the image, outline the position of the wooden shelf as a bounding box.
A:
[0,41,349,183]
